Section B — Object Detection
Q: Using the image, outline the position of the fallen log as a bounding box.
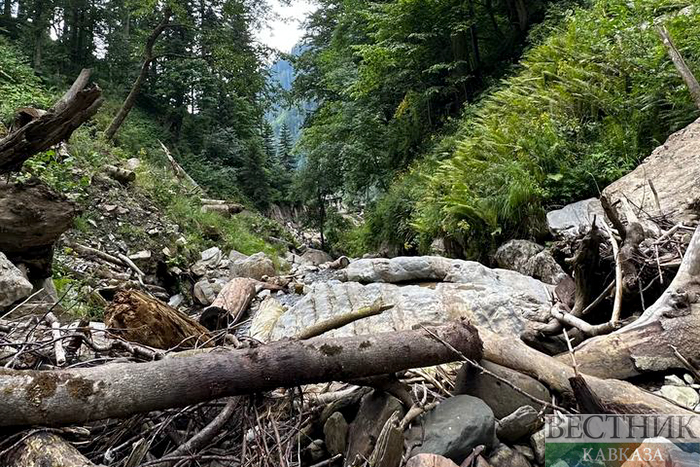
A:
[0,69,103,174]
[5,431,97,467]
[562,225,700,379]
[105,290,211,349]
[0,320,481,427]
[199,277,257,330]
[103,164,136,185]
[480,328,699,421]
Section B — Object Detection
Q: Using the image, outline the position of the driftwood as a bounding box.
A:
[105,290,211,350]
[0,68,103,174]
[5,431,97,467]
[200,203,244,217]
[0,320,482,427]
[657,25,700,110]
[563,225,700,379]
[199,277,257,330]
[0,179,77,279]
[480,328,700,422]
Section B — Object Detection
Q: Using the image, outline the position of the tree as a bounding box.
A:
[276,122,294,170]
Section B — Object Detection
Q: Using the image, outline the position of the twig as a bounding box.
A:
[601,221,623,324]
[295,301,393,340]
[670,345,700,382]
[308,454,342,467]
[44,312,66,366]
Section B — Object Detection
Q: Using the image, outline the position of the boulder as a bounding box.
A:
[655,385,699,409]
[496,406,542,443]
[454,361,551,419]
[407,395,496,464]
[346,391,404,466]
[230,252,275,280]
[200,247,222,267]
[0,252,33,307]
[248,297,286,343]
[193,278,227,306]
[342,256,454,283]
[323,412,348,457]
[300,248,333,266]
[546,198,604,238]
[270,269,552,340]
[494,240,567,285]
[604,117,700,226]
[487,444,531,467]
[530,429,545,465]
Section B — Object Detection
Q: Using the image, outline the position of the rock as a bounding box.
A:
[323,412,348,456]
[128,250,151,262]
[300,248,333,266]
[494,240,567,285]
[496,406,542,443]
[271,263,552,339]
[342,256,454,283]
[487,444,531,467]
[604,117,700,227]
[168,294,184,308]
[655,385,700,409]
[200,247,222,267]
[430,238,448,256]
[125,158,141,170]
[306,439,325,462]
[454,361,551,419]
[249,297,286,343]
[685,374,695,385]
[546,198,604,238]
[513,445,535,463]
[530,429,545,464]
[408,395,496,464]
[230,252,275,280]
[494,240,544,271]
[664,374,686,386]
[193,278,227,306]
[405,454,459,467]
[346,391,404,466]
[0,252,33,307]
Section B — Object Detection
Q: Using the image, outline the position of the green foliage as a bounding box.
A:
[0,36,51,121]
[413,0,700,255]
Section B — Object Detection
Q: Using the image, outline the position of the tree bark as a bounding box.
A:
[104,8,172,140]
[0,69,103,174]
[105,290,212,350]
[480,328,699,420]
[0,321,481,427]
[657,25,700,110]
[5,431,96,467]
[199,277,257,330]
[559,226,700,379]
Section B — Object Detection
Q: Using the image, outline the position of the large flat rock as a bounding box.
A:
[270,258,552,339]
[603,117,700,224]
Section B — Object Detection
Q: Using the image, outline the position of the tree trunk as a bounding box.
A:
[104,7,172,140]
[105,290,212,350]
[0,68,103,173]
[5,432,96,467]
[199,277,257,330]
[559,226,700,379]
[480,328,700,420]
[657,25,700,110]
[3,0,11,17]
[0,321,481,427]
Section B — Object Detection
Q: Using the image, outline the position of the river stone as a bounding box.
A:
[655,385,700,409]
[454,361,551,419]
[271,263,552,339]
[301,248,333,266]
[496,406,542,443]
[193,278,227,305]
[346,391,404,466]
[494,241,566,285]
[604,117,700,226]
[546,198,604,238]
[249,297,286,343]
[323,411,348,456]
[230,252,275,280]
[408,395,496,464]
[530,429,545,464]
[0,252,33,307]
[487,444,531,467]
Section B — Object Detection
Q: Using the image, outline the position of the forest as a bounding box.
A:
[3,0,700,466]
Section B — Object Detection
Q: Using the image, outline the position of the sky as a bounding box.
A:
[256,0,316,53]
